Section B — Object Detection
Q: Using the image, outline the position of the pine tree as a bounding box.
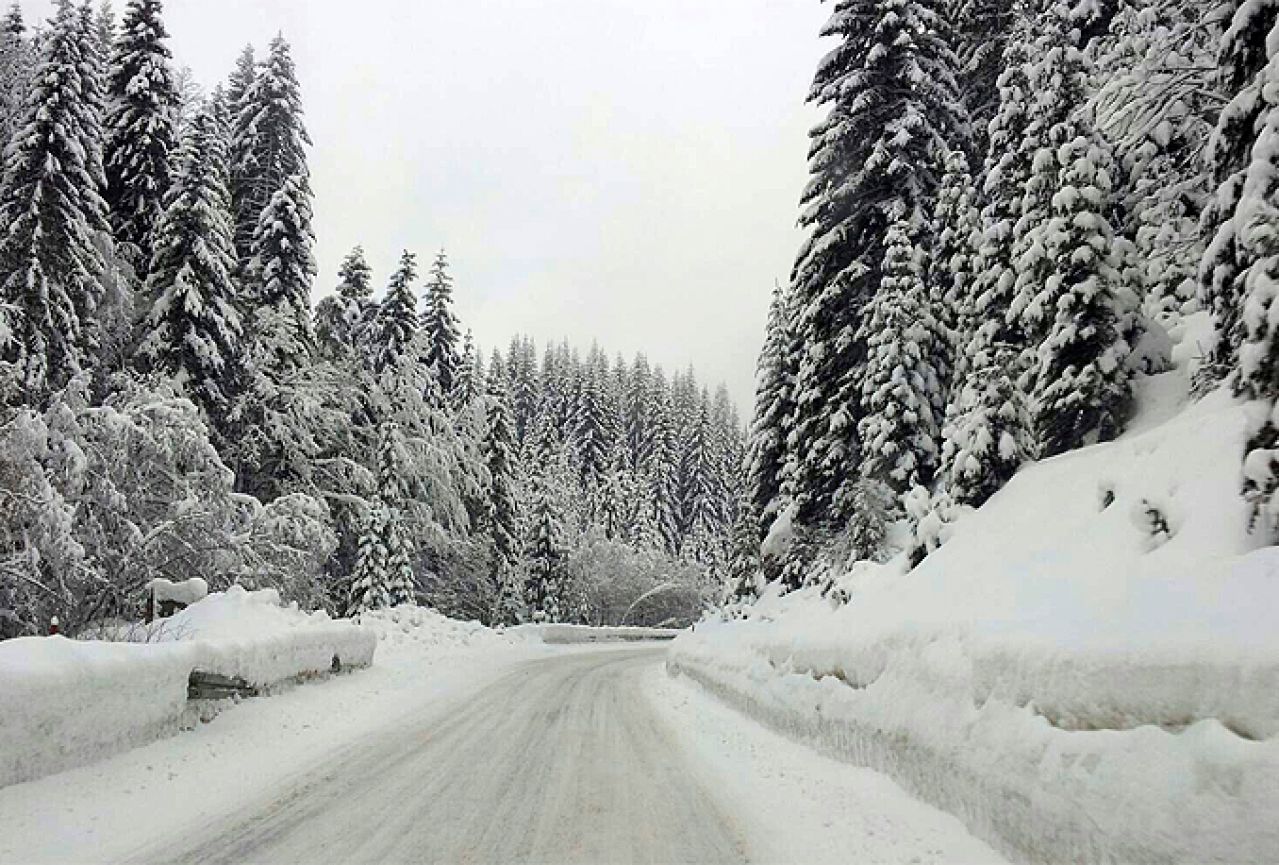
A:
[133,99,242,421]
[785,0,968,532]
[421,249,462,397]
[0,0,110,402]
[856,212,944,493]
[103,0,179,275]
[372,250,418,374]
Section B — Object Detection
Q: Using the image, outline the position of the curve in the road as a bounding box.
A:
[131,648,750,865]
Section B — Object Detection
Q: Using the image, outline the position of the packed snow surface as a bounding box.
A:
[0,587,374,788]
[672,376,1279,864]
[1,641,1004,864]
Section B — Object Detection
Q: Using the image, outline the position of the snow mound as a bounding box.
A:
[0,588,375,789]
[672,377,1279,864]
[167,586,375,686]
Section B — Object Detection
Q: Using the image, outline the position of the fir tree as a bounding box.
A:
[0,0,111,401]
[133,99,242,421]
[103,0,179,275]
[421,249,462,397]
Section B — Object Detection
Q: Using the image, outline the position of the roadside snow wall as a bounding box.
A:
[0,587,374,789]
[671,384,1279,865]
[520,624,682,643]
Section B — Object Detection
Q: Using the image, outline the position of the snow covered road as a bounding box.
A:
[2,642,1005,865]
[127,648,749,865]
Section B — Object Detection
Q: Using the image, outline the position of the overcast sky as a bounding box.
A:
[28,0,828,410]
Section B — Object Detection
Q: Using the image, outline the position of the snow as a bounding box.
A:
[147,577,208,606]
[0,607,556,865]
[0,587,374,789]
[670,368,1279,863]
[645,663,1010,865]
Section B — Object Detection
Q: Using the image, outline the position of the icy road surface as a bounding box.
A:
[2,644,1005,864]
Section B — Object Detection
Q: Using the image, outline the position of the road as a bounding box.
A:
[131,648,750,865]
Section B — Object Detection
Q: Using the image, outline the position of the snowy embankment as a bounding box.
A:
[0,586,375,790]
[671,375,1279,864]
[0,605,555,864]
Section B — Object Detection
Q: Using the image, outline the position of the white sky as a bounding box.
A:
[26,0,828,410]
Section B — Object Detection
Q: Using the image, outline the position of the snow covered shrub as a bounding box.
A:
[1129,496,1176,551]
[564,539,709,628]
[904,486,964,567]
[239,493,338,611]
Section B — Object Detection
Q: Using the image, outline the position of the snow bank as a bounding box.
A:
[0,636,193,791]
[168,586,376,686]
[0,587,374,789]
[672,380,1279,864]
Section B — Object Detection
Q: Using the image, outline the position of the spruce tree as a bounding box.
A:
[856,213,944,493]
[1031,136,1131,455]
[348,502,392,615]
[133,99,242,421]
[421,249,462,397]
[481,351,521,614]
[524,468,568,621]
[941,340,1032,506]
[315,244,375,360]
[376,423,415,607]
[225,44,256,266]
[103,0,179,275]
[0,2,33,154]
[230,36,309,278]
[246,171,316,374]
[1202,0,1279,381]
[372,250,418,374]
[0,0,110,401]
[785,0,967,532]
[745,283,794,541]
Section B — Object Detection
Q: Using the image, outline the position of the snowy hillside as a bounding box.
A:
[673,352,1279,863]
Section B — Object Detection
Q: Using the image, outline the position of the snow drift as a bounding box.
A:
[671,375,1279,864]
[0,587,374,789]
